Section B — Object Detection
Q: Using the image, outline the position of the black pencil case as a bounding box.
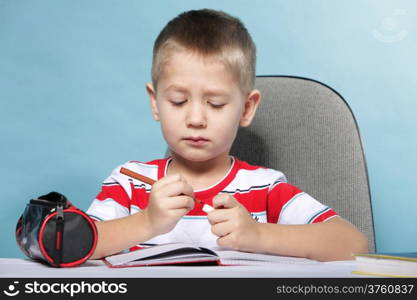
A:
[15,192,97,267]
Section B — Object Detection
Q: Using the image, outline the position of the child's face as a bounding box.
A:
[147,51,260,163]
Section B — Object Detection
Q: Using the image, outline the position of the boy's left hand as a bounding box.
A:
[207,194,260,252]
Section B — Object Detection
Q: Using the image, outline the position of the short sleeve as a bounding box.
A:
[266,177,338,224]
[86,164,132,221]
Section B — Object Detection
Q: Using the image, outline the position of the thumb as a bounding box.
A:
[212,194,238,209]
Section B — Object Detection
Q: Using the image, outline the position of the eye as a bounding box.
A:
[169,100,186,106]
[209,103,226,109]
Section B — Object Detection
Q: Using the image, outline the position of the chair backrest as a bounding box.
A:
[230,76,376,252]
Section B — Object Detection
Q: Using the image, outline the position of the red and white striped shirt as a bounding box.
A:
[87,156,337,247]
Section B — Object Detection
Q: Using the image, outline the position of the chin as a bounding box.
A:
[170,149,219,162]
[181,154,212,162]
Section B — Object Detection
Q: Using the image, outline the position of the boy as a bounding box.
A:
[87,9,368,261]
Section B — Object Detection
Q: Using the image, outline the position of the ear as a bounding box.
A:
[239,89,262,127]
[146,83,160,121]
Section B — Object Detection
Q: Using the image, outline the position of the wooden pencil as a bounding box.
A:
[119,167,213,212]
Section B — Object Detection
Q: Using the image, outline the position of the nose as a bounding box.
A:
[185,101,207,128]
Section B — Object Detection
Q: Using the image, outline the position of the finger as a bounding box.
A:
[165,195,195,211]
[166,172,188,184]
[207,208,231,225]
[211,221,232,237]
[154,173,182,189]
[212,194,238,209]
[156,178,195,199]
[216,233,237,249]
[166,207,193,221]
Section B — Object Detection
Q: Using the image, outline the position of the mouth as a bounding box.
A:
[183,136,209,146]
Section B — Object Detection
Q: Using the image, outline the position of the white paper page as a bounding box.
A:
[213,248,322,266]
[115,254,219,267]
[105,243,206,266]
[105,243,323,267]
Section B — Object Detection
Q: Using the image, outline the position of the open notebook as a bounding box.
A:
[103,242,320,267]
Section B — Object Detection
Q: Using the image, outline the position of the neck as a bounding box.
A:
[167,152,232,186]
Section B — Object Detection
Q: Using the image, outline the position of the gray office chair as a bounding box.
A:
[230,76,375,252]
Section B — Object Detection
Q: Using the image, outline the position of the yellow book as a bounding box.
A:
[353,253,417,277]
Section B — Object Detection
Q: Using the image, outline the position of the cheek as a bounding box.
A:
[160,122,179,147]
[158,107,181,138]
[211,109,242,138]
[215,106,242,128]
[160,119,177,136]
[159,104,179,123]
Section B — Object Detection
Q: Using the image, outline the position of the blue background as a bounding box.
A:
[1,0,416,258]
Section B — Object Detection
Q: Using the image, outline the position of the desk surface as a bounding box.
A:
[0,258,364,278]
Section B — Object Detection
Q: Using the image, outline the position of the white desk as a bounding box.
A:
[0,258,363,278]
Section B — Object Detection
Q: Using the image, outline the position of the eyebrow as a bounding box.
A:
[203,90,230,98]
[163,85,230,97]
[163,85,188,94]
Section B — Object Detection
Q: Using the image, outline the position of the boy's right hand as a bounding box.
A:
[143,174,195,236]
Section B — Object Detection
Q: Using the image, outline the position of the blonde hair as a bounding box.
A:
[151,9,256,94]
